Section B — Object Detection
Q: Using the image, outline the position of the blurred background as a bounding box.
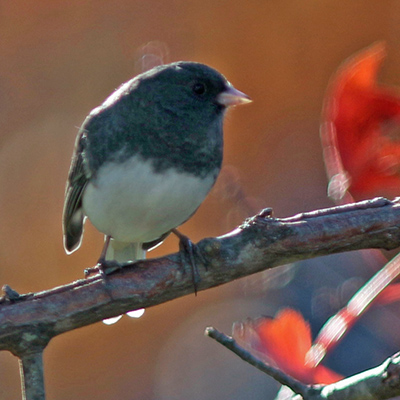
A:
[1,1,400,399]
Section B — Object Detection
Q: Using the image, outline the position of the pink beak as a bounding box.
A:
[217,84,252,107]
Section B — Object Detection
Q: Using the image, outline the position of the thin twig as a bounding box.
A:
[206,326,400,400]
[205,327,311,398]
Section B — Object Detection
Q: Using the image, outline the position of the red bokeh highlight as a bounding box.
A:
[321,42,400,202]
[233,309,342,384]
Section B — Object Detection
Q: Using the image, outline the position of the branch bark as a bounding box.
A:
[19,351,45,400]
[1,197,400,356]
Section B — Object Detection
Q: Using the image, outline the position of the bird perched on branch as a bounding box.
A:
[63,61,251,278]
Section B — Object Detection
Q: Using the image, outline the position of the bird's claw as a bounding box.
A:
[172,229,207,295]
[84,259,123,278]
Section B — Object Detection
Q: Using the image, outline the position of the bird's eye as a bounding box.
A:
[192,82,206,95]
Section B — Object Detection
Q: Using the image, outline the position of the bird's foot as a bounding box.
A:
[84,235,125,278]
[172,229,207,295]
[84,258,123,278]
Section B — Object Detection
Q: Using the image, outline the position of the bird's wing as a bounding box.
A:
[63,131,89,253]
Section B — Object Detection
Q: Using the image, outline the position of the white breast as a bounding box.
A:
[82,156,217,243]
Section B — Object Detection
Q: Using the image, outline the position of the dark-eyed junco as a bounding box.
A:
[63,61,251,268]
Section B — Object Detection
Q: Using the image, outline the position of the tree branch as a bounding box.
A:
[1,197,400,357]
[317,352,400,400]
[206,326,400,400]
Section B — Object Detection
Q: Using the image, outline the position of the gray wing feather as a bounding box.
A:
[62,131,89,253]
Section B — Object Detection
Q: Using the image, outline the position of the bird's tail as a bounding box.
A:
[101,239,146,325]
[105,239,146,263]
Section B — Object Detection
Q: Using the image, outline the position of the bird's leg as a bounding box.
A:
[84,235,121,277]
[171,229,206,295]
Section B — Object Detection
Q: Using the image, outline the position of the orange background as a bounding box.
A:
[1,1,400,399]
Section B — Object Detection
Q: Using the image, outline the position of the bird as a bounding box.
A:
[63,61,251,276]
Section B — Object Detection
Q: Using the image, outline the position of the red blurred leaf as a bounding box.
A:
[377,283,400,305]
[233,309,342,384]
[321,42,400,202]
